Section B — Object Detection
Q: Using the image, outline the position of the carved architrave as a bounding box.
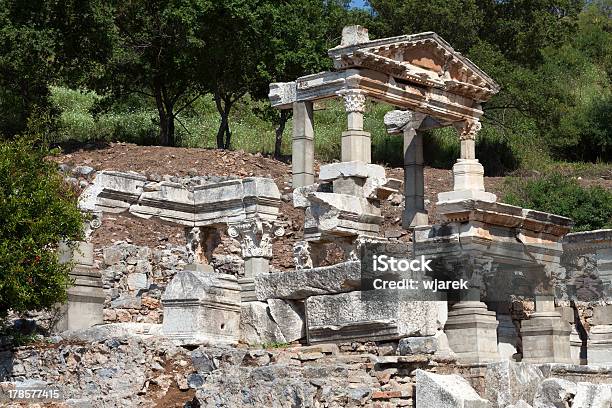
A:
[228,219,285,259]
[338,89,366,113]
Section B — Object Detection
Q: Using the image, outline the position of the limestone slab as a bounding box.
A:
[415,369,489,408]
[254,261,361,301]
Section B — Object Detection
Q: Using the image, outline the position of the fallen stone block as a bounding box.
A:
[415,369,489,408]
[572,382,612,408]
[161,270,241,346]
[508,401,534,408]
[267,299,305,343]
[484,361,544,408]
[306,290,442,343]
[240,301,286,345]
[533,378,576,408]
[254,261,361,300]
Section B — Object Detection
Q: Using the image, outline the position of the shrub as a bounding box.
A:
[0,136,84,317]
[501,173,612,231]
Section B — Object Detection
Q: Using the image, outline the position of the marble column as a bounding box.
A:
[338,89,371,163]
[437,119,496,203]
[292,101,315,188]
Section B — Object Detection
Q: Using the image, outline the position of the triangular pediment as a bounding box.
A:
[328,32,500,101]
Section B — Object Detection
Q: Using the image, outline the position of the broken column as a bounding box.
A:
[292,101,315,188]
[384,110,428,228]
[437,119,496,203]
[55,212,105,332]
[338,89,371,163]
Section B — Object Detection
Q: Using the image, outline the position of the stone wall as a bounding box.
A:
[98,241,244,324]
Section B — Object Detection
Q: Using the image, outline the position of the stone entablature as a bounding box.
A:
[90,171,281,227]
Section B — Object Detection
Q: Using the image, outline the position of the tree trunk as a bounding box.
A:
[214,92,233,150]
[154,81,176,146]
[274,110,289,159]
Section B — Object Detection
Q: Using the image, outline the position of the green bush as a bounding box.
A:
[501,173,612,231]
[0,136,84,317]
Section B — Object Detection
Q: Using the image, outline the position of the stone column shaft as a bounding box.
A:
[403,126,427,227]
[339,90,371,163]
[292,101,314,188]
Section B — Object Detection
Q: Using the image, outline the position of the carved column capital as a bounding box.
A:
[228,219,285,259]
[83,210,102,241]
[338,89,366,113]
[384,110,426,135]
[455,119,481,141]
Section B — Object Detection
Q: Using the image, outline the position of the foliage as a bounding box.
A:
[501,173,612,231]
[0,130,84,317]
[0,0,113,138]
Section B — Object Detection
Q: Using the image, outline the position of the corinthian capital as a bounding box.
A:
[455,119,481,141]
[227,219,285,259]
[338,89,366,113]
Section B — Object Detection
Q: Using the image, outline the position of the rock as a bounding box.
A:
[484,361,544,407]
[533,378,576,408]
[111,295,142,309]
[255,261,361,300]
[508,401,534,408]
[239,301,285,345]
[73,165,95,177]
[103,247,124,266]
[389,193,403,206]
[266,299,305,342]
[126,273,148,291]
[398,333,448,355]
[572,382,612,408]
[415,369,489,408]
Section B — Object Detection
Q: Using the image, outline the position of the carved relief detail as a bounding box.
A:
[228,219,285,259]
[339,90,366,113]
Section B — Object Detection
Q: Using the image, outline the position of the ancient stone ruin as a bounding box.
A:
[1,26,611,408]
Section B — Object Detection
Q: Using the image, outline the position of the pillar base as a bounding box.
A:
[521,311,572,364]
[55,242,104,332]
[437,159,496,204]
[587,325,612,366]
[445,301,500,363]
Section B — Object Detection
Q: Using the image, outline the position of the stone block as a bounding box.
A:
[306,290,442,343]
[126,273,148,291]
[573,382,612,408]
[267,299,305,343]
[319,161,385,182]
[398,331,452,356]
[484,361,544,408]
[521,311,572,364]
[415,369,489,408]
[533,378,576,408]
[239,301,285,345]
[254,261,361,300]
[161,270,241,346]
[508,401,534,408]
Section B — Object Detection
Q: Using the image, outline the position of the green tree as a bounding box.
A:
[251,0,360,157]
[0,133,84,316]
[0,0,112,138]
[95,0,210,146]
[502,173,612,231]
